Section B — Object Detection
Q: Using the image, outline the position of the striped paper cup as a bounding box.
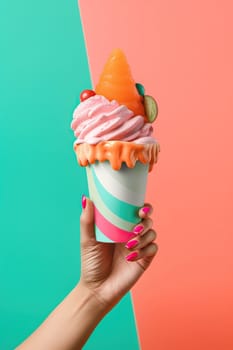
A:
[86,160,149,243]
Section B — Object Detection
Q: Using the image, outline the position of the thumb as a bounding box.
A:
[80,196,95,244]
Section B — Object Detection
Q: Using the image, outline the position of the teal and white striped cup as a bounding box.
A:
[86,160,149,243]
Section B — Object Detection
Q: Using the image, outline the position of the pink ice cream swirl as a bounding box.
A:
[71,95,156,145]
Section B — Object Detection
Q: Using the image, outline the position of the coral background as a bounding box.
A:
[79,0,233,348]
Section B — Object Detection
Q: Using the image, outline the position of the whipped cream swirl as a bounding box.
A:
[71,95,155,144]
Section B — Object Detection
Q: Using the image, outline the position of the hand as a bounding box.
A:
[79,196,158,311]
[16,197,157,350]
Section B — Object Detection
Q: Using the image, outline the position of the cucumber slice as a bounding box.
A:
[144,95,158,123]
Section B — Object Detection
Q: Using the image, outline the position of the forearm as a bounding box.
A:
[16,283,107,350]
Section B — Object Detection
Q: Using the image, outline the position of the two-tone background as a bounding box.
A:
[1,1,233,349]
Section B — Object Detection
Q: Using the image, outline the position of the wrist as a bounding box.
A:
[73,281,109,318]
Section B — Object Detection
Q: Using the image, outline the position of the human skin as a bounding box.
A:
[17,197,158,350]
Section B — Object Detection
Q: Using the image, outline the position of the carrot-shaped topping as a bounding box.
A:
[95,49,145,117]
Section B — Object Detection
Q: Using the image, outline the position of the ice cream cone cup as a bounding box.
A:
[71,49,160,243]
[86,160,149,243]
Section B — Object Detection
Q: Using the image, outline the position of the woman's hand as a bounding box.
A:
[79,196,158,311]
[16,196,158,350]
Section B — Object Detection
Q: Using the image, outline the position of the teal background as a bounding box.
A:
[0,1,139,349]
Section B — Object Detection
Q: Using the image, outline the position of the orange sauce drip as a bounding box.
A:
[74,141,160,172]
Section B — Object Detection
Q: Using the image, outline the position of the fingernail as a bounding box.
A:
[125,239,139,249]
[81,195,86,209]
[126,251,138,262]
[133,225,144,234]
[142,206,150,214]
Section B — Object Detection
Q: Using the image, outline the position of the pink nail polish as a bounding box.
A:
[125,239,138,249]
[142,206,150,214]
[126,251,138,262]
[81,195,86,209]
[133,225,144,234]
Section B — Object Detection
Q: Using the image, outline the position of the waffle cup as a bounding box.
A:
[74,141,159,243]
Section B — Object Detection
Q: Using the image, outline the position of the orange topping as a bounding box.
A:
[95,49,145,117]
[74,141,160,172]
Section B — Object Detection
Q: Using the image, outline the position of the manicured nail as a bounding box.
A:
[126,251,138,262]
[125,239,139,249]
[133,225,144,234]
[142,206,150,214]
[81,195,86,209]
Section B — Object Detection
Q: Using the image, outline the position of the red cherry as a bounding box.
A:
[80,89,96,102]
